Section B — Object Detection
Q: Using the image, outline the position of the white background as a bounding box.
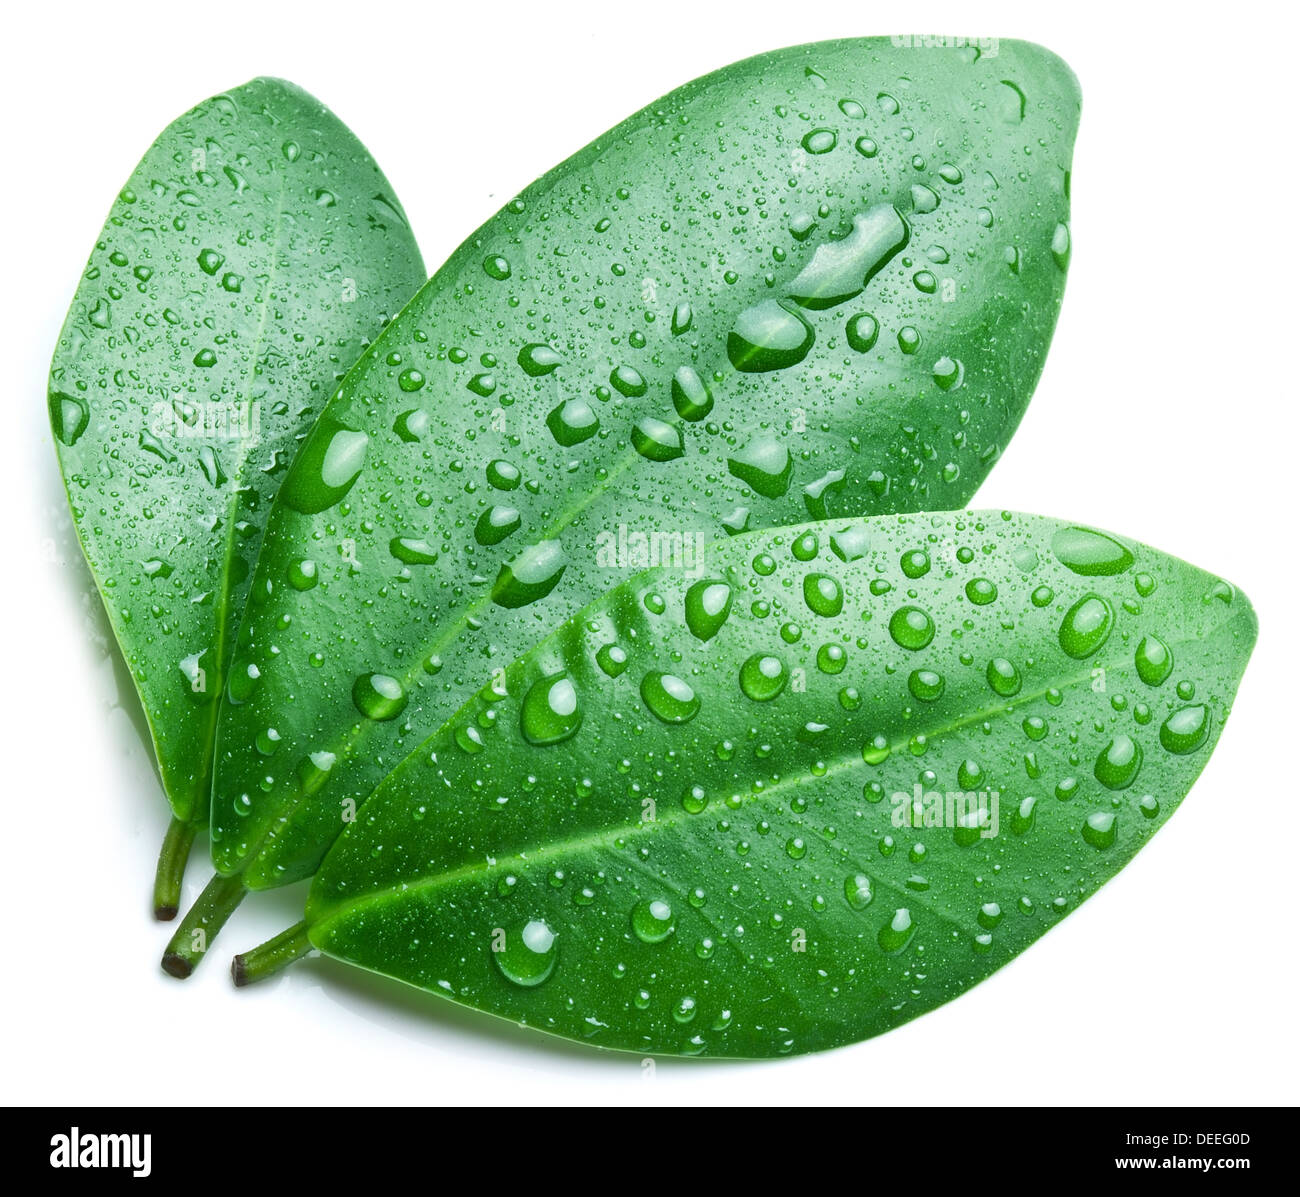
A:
[3,0,1297,1106]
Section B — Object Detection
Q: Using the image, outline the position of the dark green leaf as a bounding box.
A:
[209,39,1080,909]
[48,78,425,908]
[297,512,1255,1057]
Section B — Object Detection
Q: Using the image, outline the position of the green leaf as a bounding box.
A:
[209,39,1080,907]
[290,512,1255,1057]
[48,78,425,912]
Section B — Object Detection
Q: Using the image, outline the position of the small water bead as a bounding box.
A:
[1159,705,1211,755]
[986,657,1022,697]
[1138,794,1160,818]
[965,577,998,605]
[682,785,708,814]
[786,837,807,860]
[287,559,318,591]
[877,908,916,953]
[889,605,935,650]
[803,573,843,617]
[671,301,693,335]
[1051,525,1134,576]
[482,254,511,280]
[631,898,675,943]
[1058,594,1114,659]
[397,368,425,393]
[494,919,557,987]
[1135,573,1156,597]
[352,673,408,721]
[1082,810,1118,850]
[1095,734,1143,790]
[640,672,701,724]
[520,673,583,746]
[1135,635,1173,686]
[673,996,698,1024]
[908,669,945,701]
[739,654,788,702]
[1031,585,1055,608]
[855,136,879,158]
[932,356,963,390]
[897,326,921,354]
[862,733,890,765]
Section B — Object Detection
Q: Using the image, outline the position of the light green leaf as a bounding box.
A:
[204,40,1079,940]
[48,78,425,913]
[276,512,1254,1057]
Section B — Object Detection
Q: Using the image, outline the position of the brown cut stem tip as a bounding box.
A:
[161,952,194,980]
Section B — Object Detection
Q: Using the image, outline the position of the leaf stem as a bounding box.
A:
[231,922,312,987]
[161,872,247,979]
[152,814,203,920]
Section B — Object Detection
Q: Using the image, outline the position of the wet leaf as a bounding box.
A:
[293,512,1255,1056]
[208,39,1080,922]
[48,78,425,912]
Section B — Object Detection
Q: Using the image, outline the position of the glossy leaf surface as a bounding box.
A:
[305,512,1255,1057]
[49,78,425,826]
[212,39,1080,888]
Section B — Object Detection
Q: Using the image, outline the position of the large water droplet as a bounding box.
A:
[877,908,916,953]
[546,399,599,446]
[787,206,908,310]
[1095,734,1143,790]
[684,580,733,641]
[632,416,684,461]
[739,653,788,702]
[1051,526,1134,576]
[49,392,89,446]
[495,919,557,986]
[1135,635,1173,686]
[518,343,563,376]
[1058,594,1114,659]
[727,438,791,498]
[671,366,713,421]
[280,418,369,514]
[727,300,814,373]
[520,673,583,745]
[492,540,567,608]
[352,672,407,721]
[889,606,935,650]
[1160,705,1211,755]
[631,898,675,943]
[640,672,700,724]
